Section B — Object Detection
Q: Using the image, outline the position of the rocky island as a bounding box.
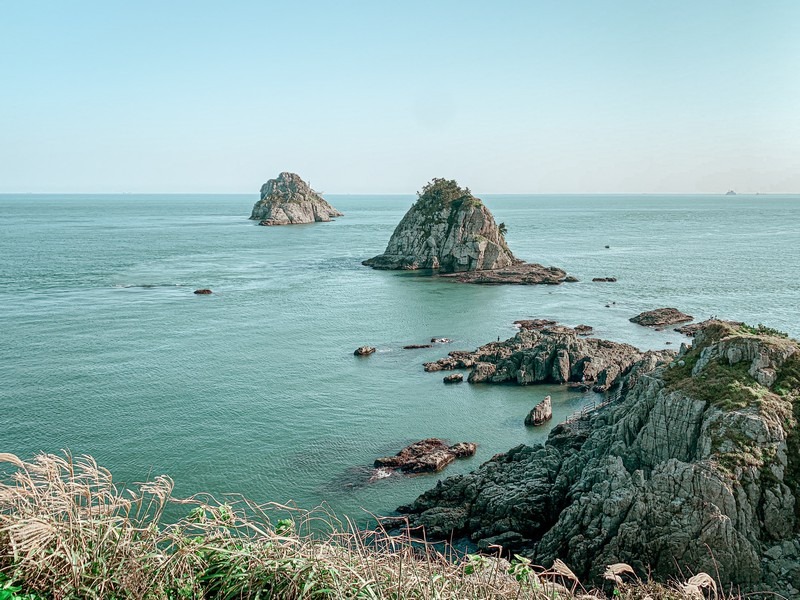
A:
[399,320,800,596]
[250,172,342,225]
[363,179,572,284]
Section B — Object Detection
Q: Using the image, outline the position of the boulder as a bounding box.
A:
[193,288,212,295]
[630,308,693,327]
[374,438,477,474]
[524,395,552,426]
[443,373,463,384]
[354,346,376,356]
[250,172,342,225]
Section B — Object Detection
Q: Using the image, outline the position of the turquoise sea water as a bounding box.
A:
[2,194,799,521]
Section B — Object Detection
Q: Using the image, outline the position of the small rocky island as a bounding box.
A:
[363,178,572,284]
[250,172,342,225]
[399,320,800,596]
[374,438,477,474]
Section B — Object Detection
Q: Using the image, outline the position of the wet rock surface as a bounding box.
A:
[400,321,800,595]
[443,373,464,384]
[250,172,342,225]
[374,438,477,474]
[353,346,376,356]
[630,307,693,327]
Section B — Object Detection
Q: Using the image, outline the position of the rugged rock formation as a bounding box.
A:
[441,263,570,285]
[524,395,552,426]
[676,318,743,337]
[363,179,571,284]
[399,321,800,595]
[423,324,645,392]
[443,373,463,384]
[250,172,342,225]
[374,439,477,473]
[354,346,376,356]
[630,307,693,327]
[363,179,514,272]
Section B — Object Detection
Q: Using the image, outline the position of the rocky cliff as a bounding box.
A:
[250,172,342,225]
[400,321,800,595]
[363,179,518,273]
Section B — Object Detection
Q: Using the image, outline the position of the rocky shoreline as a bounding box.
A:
[397,320,800,595]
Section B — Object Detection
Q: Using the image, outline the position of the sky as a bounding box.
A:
[1,1,798,194]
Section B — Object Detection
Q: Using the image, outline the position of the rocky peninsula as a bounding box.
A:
[400,320,800,595]
[250,172,342,225]
[363,179,572,284]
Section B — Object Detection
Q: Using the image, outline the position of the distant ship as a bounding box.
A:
[725,190,737,195]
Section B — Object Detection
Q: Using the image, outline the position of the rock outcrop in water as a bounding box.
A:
[363,179,571,284]
[630,307,693,327]
[424,323,646,392]
[374,439,477,473]
[250,172,342,225]
[399,321,800,595]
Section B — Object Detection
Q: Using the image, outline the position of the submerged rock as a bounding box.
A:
[431,337,452,344]
[524,395,552,426]
[403,344,432,350]
[591,277,617,282]
[400,320,800,595]
[630,307,693,327]
[374,438,477,473]
[250,172,342,225]
[363,178,570,284]
[353,346,376,356]
[193,288,213,295]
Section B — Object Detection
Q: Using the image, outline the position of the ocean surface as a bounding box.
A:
[2,193,799,522]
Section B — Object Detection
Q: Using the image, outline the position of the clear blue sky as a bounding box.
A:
[1,1,798,194]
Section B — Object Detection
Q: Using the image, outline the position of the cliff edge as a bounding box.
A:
[250,172,342,225]
[400,321,800,595]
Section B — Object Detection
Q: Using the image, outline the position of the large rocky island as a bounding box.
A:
[400,320,800,596]
[363,179,572,284]
[250,172,342,225]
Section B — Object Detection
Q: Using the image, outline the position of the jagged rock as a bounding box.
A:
[514,319,558,331]
[354,346,376,356]
[363,179,514,272]
[250,172,342,225]
[424,323,644,391]
[524,395,552,426]
[630,308,693,327]
[399,320,800,595]
[574,324,593,336]
[374,438,476,473]
[193,288,212,295]
[443,373,463,384]
[363,178,570,284]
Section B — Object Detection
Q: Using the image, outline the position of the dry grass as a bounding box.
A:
[0,452,767,599]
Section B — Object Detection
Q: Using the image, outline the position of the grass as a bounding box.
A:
[0,452,748,599]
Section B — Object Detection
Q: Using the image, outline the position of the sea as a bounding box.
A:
[2,193,799,522]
